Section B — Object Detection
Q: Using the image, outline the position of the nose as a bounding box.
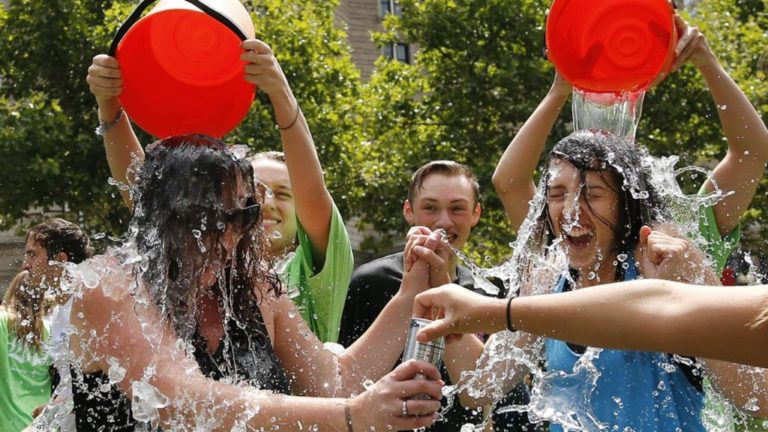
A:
[262,188,277,210]
[21,258,31,271]
[434,210,454,230]
[562,193,584,224]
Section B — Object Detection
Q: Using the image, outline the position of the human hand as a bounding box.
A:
[241,39,291,98]
[86,54,123,105]
[404,227,451,287]
[348,359,442,431]
[638,225,702,282]
[414,285,505,343]
[550,71,572,98]
[670,15,716,72]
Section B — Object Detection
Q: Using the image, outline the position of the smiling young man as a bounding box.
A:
[338,160,534,432]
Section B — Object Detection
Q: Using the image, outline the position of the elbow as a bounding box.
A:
[491,170,506,194]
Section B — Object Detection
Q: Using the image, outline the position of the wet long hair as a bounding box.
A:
[537,130,669,269]
[131,135,280,341]
[2,271,47,351]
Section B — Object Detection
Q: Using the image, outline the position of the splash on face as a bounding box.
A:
[546,159,622,281]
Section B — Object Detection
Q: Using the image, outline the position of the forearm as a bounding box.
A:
[511,281,768,366]
[493,87,569,229]
[443,335,486,407]
[153,369,348,431]
[98,98,143,209]
[340,293,415,393]
[698,58,768,157]
[271,88,333,256]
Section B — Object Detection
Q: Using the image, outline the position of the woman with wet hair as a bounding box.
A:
[53,135,444,431]
[0,271,53,431]
[450,14,768,432]
[88,39,354,344]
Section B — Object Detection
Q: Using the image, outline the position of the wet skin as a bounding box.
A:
[250,158,298,256]
[546,159,622,286]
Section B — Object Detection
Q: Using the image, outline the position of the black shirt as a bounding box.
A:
[339,251,536,432]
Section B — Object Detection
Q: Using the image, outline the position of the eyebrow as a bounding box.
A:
[420,197,471,204]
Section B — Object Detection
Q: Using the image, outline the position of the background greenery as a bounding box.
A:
[0,0,766,262]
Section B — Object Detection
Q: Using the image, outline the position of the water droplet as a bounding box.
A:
[616,253,628,262]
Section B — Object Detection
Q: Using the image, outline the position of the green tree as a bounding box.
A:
[0,0,363,247]
[354,0,768,262]
[354,0,565,261]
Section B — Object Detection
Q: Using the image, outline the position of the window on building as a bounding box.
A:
[383,43,410,64]
[380,0,402,17]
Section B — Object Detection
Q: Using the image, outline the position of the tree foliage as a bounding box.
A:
[0,0,362,248]
[1,0,766,261]
[354,0,768,261]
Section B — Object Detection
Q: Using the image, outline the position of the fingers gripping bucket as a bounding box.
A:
[110,0,256,138]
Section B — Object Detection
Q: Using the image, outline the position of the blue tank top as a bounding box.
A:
[545,255,705,432]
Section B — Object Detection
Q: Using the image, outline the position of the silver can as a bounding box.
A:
[402,318,445,400]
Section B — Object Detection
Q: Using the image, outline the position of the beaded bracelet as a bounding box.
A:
[95,107,125,136]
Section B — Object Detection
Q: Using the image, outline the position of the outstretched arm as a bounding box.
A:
[242,40,334,263]
[670,16,768,235]
[70,264,441,431]
[86,55,144,209]
[415,281,768,371]
[492,74,571,231]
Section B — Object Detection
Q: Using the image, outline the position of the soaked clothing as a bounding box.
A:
[545,256,706,432]
[339,251,536,432]
[71,308,290,431]
[283,203,354,343]
[0,309,52,432]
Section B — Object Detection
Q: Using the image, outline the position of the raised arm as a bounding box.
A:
[492,74,572,231]
[86,55,144,209]
[670,16,768,235]
[241,40,334,262]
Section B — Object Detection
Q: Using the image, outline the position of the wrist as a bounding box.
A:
[97,98,122,122]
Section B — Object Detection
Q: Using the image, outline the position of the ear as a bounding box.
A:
[53,251,69,263]
[470,202,481,227]
[403,199,415,225]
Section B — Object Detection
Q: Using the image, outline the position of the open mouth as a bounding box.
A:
[564,230,594,249]
[261,218,280,228]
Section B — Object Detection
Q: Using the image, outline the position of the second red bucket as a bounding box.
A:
[110,0,256,138]
[546,0,677,94]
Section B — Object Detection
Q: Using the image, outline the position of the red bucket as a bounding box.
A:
[546,0,677,93]
[110,0,255,138]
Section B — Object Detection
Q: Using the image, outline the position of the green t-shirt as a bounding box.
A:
[283,203,354,343]
[0,309,52,432]
[697,190,740,273]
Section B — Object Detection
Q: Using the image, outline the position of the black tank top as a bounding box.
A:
[72,307,291,431]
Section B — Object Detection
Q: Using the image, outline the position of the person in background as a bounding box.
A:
[1,271,51,432]
[339,160,536,432]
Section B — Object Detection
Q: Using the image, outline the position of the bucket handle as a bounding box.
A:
[108,0,249,57]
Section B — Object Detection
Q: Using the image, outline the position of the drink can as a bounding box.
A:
[402,318,445,400]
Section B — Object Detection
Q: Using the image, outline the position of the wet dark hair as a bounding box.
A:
[28,218,91,264]
[539,130,669,255]
[131,134,280,340]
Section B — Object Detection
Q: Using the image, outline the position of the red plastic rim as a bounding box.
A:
[546,0,676,93]
[116,9,254,138]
